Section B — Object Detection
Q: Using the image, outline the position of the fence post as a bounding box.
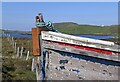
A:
[7,34,10,41]
[12,41,15,48]
[31,58,36,72]
[20,46,23,58]
[5,34,9,41]
[36,64,39,81]
[12,37,14,41]
[36,57,42,81]
[26,51,30,60]
[16,47,20,58]
[14,42,16,53]
[45,50,49,79]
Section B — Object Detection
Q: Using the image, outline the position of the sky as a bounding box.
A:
[2,2,118,31]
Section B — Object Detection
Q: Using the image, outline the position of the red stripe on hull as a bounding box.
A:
[48,41,119,55]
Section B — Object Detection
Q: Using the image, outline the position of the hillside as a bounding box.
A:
[1,22,119,37]
[0,29,31,34]
[53,22,119,36]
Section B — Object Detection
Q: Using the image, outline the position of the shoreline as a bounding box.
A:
[1,32,119,45]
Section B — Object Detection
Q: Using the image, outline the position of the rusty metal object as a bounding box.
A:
[32,28,41,56]
[36,16,40,22]
[32,27,49,56]
[38,13,44,22]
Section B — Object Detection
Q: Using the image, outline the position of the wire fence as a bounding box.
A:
[5,34,32,61]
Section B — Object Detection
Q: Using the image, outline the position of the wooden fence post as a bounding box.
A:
[12,37,14,41]
[45,50,49,79]
[16,47,20,58]
[26,51,30,60]
[12,41,15,48]
[20,46,23,58]
[31,58,36,72]
[8,35,10,41]
[36,57,42,81]
[14,42,17,53]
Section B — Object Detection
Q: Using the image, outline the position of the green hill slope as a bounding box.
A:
[54,22,119,36]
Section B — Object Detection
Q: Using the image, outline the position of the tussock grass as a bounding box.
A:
[2,37,36,80]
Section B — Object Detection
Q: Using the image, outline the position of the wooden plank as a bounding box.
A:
[42,40,119,62]
[32,28,41,56]
[32,27,50,56]
[41,31,120,53]
[41,31,115,46]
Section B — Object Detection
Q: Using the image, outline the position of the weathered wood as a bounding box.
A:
[41,31,119,52]
[32,27,50,56]
[32,28,41,56]
[20,46,23,58]
[31,58,36,72]
[26,51,30,60]
[36,57,42,80]
[14,42,17,53]
[42,40,119,62]
[12,41,15,48]
[45,50,49,80]
[16,47,20,57]
[11,37,14,41]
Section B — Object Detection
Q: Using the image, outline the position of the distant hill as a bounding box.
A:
[0,29,31,34]
[1,22,119,37]
[53,22,119,36]
[53,22,79,28]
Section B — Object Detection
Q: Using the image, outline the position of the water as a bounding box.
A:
[2,33,32,38]
[72,34,114,39]
[1,33,114,40]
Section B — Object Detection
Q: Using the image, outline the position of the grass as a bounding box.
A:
[13,38,33,55]
[2,37,36,81]
[54,23,119,36]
